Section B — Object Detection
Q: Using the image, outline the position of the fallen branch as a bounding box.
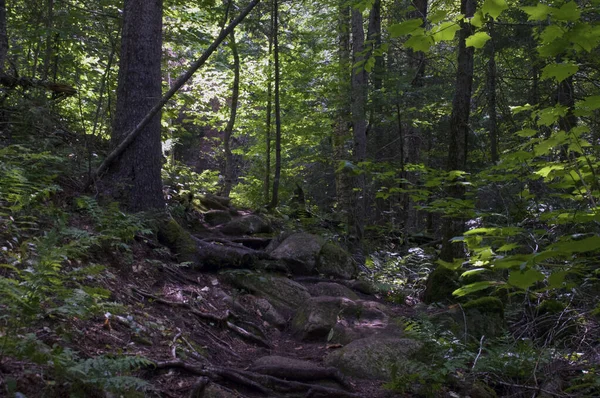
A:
[84,0,260,189]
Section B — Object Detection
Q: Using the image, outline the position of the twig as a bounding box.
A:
[171,330,182,359]
[472,335,485,370]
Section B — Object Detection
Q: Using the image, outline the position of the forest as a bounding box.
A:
[0,0,599,396]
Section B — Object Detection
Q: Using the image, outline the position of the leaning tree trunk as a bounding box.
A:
[440,0,475,262]
[108,0,164,211]
[221,29,240,198]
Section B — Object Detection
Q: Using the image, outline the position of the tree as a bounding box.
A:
[440,0,476,262]
[108,0,164,211]
[221,29,240,198]
[269,0,282,208]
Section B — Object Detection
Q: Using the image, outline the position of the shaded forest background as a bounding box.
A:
[0,0,599,396]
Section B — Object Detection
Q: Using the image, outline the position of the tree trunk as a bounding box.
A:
[350,7,367,247]
[264,4,274,204]
[0,0,8,74]
[440,0,475,262]
[270,0,282,209]
[333,0,351,229]
[486,22,498,163]
[109,0,164,211]
[222,29,240,198]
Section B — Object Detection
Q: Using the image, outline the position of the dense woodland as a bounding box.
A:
[0,0,599,396]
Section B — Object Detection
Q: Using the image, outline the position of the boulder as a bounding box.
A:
[325,336,422,380]
[198,194,232,211]
[203,210,233,226]
[203,383,238,398]
[431,297,505,341]
[218,214,271,236]
[422,265,460,304]
[290,296,398,344]
[270,233,325,274]
[316,242,357,279]
[307,282,359,300]
[221,270,310,316]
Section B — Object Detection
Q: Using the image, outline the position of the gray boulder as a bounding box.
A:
[307,282,359,300]
[316,242,357,279]
[218,214,271,236]
[325,336,422,380]
[270,233,325,274]
[221,270,310,316]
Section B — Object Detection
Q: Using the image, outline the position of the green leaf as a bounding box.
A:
[540,25,565,44]
[535,164,564,178]
[510,104,534,114]
[541,62,578,83]
[389,19,424,37]
[404,35,434,52]
[432,21,461,42]
[551,235,600,253]
[453,281,500,297]
[470,10,485,28]
[481,0,508,20]
[460,268,488,278]
[521,4,552,21]
[552,1,580,22]
[574,95,600,116]
[548,271,568,288]
[428,9,447,24]
[436,258,463,270]
[498,243,520,252]
[508,268,545,289]
[516,128,537,138]
[465,32,491,48]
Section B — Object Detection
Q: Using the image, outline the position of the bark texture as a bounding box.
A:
[222,30,240,198]
[440,0,475,262]
[110,0,164,211]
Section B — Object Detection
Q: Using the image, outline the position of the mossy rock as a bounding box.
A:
[218,214,272,236]
[203,210,233,226]
[307,282,359,300]
[270,233,325,274]
[325,336,422,380]
[316,242,357,279]
[422,266,460,304]
[157,218,199,265]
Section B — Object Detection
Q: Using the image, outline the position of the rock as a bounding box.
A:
[431,297,505,341]
[255,297,287,328]
[198,194,232,211]
[307,282,359,300]
[325,336,422,380]
[422,265,460,304]
[316,242,357,279]
[203,210,233,226]
[221,270,310,316]
[291,296,398,343]
[270,233,325,274]
[218,214,271,236]
[347,279,377,295]
[252,355,321,374]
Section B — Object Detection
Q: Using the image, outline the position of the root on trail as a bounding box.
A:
[131,287,271,348]
[152,360,361,398]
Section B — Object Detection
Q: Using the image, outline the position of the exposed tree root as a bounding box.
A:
[132,287,271,348]
[152,360,361,398]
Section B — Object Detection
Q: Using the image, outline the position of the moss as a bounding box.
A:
[317,242,356,279]
[423,266,460,304]
[537,299,566,315]
[463,297,504,317]
[157,218,198,264]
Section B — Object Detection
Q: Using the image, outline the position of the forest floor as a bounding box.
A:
[2,235,422,398]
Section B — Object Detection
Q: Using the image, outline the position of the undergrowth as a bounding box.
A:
[0,145,153,396]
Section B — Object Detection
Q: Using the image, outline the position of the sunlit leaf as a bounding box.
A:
[428,9,447,24]
[460,268,488,278]
[521,4,552,21]
[551,235,600,253]
[389,19,423,37]
[508,268,545,289]
[453,281,501,297]
[541,62,579,83]
[432,21,461,42]
[465,32,491,48]
[404,35,434,52]
[481,0,508,20]
[516,128,537,138]
[552,1,580,22]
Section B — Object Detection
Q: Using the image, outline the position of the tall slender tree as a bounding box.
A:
[270,0,282,208]
[221,29,240,197]
[440,0,476,261]
[108,0,164,211]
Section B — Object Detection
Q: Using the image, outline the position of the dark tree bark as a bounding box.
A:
[440,0,475,262]
[0,0,8,73]
[221,29,240,198]
[350,7,367,246]
[270,0,282,208]
[264,5,274,204]
[41,0,54,81]
[109,0,164,211]
[486,22,498,163]
[333,0,351,227]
